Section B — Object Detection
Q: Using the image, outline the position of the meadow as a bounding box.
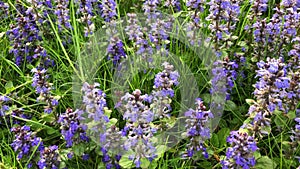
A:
[0,0,299,168]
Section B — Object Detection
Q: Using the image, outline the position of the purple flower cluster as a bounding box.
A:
[77,0,95,37]
[58,108,89,147]
[99,0,117,22]
[148,17,172,51]
[291,118,300,145]
[120,89,157,167]
[164,0,181,11]
[221,130,258,169]
[252,0,299,59]
[206,0,241,51]
[278,0,299,45]
[11,125,44,168]
[289,37,300,67]
[0,1,9,19]
[81,82,123,168]
[246,103,271,137]
[100,0,126,65]
[106,25,127,65]
[211,58,238,100]
[142,0,173,56]
[32,68,58,114]
[152,62,179,119]
[184,98,213,158]
[38,145,60,169]
[7,2,43,66]
[81,82,109,139]
[125,13,142,42]
[185,0,205,45]
[153,62,179,98]
[290,117,300,162]
[102,147,121,169]
[0,95,10,116]
[254,57,291,113]
[210,61,228,102]
[143,0,161,19]
[11,108,31,125]
[250,0,268,17]
[100,126,122,169]
[125,13,153,62]
[244,57,297,138]
[55,0,72,30]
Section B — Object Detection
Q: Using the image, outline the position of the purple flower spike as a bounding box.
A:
[221,130,258,169]
[55,0,72,31]
[58,108,89,147]
[0,95,10,116]
[31,68,58,114]
[11,125,44,167]
[184,98,213,158]
[99,0,117,22]
[120,89,157,167]
[38,145,60,169]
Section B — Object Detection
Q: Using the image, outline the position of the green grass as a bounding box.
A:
[0,0,299,169]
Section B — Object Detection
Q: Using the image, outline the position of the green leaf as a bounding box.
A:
[104,107,112,117]
[156,145,168,159]
[97,163,105,169]
[173,11,182,18]
[119,156,133,169]
[211,133,219,148]
[149,160,158,169]
[255,156,277,169]
[140,158,150,168]
[0,32,5,39]
[41,113,55,123]
[72,144,85,156]
[46,127,57,135]
[107,118,118,128]
[274,112,288,129]
[5,81,14,93]
[251,56,258,62]
[237,41,247,47]
[245,99,255,105]
[217,128,230,147]
[224,100,237,111]
[231,36,239,40]
[253,151,261,159]
[200,93,211,103]
[287,111,296,120]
